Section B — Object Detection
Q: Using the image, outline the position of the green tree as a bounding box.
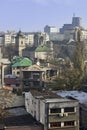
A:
[50,29,84,90]
[49,68,82,90]
[73,29,84,78]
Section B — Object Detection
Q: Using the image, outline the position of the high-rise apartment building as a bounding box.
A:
[60,16,82,34]
[72,17,81,27]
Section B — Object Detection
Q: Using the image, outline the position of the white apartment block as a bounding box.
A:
[25,33,34,46]
[44,25,58,34]
[4,33,11,45]
[4,31,16,46]
[23,32,49,47]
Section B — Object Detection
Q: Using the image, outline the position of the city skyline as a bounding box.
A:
[0,0,87,32]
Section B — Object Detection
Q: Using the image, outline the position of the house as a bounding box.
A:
[35,44,53,62]
[22,64,44,88]
[25,90,79,130]
[12,56,32,77]
[22,64,57,89]
[5,56,32,91]
[3,74,20,91]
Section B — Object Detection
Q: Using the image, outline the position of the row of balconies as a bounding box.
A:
[49,112,77,122]
[48,126,78,130]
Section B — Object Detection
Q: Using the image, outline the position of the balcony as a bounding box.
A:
[48,126,78,130]
[49,112,77,122]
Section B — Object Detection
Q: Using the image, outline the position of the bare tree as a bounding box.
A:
[0,89,14,119]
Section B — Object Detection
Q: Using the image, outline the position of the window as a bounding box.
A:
[31,110,33,114]
[17,71,20,75]
[21,41,23,44]
[50,122,61,128]
[34,111,36,118]
[64,121,74,126]
[50,108,61,113]
[64,107,74,112]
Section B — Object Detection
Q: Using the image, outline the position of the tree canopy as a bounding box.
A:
[49,29,85,90]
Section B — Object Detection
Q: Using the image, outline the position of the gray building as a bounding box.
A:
[72,17,81,27]
[60,16,82,34]
[44,25,58,34]
[56,91,87,130]
[25,90,79,130]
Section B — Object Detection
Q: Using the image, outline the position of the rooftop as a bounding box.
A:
[22,64,53,72]
[29,90,78,103]
[4,114,42,127]
[4,74,17,78]
[30,90,61,99]
[56,91,87,104]
[1,107,43,128]
[12,57,32,67]
[22,64,43,72]
[0,58,10,64]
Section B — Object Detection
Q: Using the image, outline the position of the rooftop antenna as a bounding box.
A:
[73,13,75,17]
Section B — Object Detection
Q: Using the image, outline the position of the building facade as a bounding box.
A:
[25,90,79,130]
[25,33,35,46]
[44,25,58,34]
[4,31,16,46]
[15,31,26,56]
[60,16,82,34]
[12,56,32,77]
[57,91,87,130]
[72,17,81,27]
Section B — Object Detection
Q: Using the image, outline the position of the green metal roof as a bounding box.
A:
[11,56,22,65]
[12,57,32,67]
[35,44,51,52]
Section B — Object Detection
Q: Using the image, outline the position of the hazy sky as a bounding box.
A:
[0,0,87,32]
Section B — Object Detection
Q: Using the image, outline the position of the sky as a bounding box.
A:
[0,0,87,32]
